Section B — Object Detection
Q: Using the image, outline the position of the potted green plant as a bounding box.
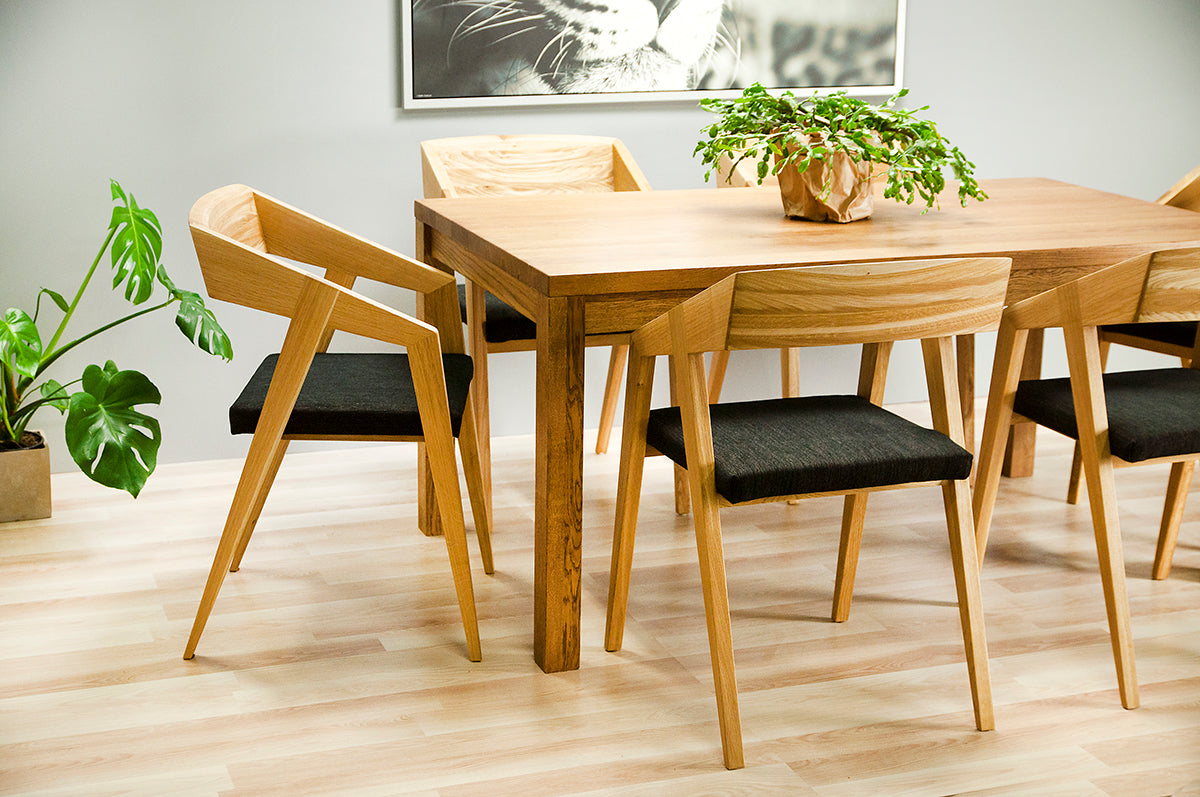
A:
[1,180,232,521]
[694,83,987,222]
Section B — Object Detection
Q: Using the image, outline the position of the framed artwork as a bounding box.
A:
[401,0,906,109]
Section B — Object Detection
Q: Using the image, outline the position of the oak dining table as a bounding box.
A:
[413,177,1200,673]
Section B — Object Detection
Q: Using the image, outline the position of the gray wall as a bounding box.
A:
[3,0,1199,473]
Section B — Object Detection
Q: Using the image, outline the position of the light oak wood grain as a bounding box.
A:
[415,178,1200,677]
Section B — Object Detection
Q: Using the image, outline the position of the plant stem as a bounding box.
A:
[33,299,176,379]
[1,365,17,442]
[44,226,116,356]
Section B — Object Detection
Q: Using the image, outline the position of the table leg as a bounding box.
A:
[534,294,585,673]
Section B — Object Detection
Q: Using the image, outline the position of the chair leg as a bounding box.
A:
[465,281,493,525]
[1154,459,1194,580]
[668,355,690,515]
[707,350,730,403]
[943,479,995,732]
[595,344,628,454]
[831,492,869,622]
[691,480,744,769]
[229,438,290,572]
[605,353,655,652]
[185,432,288,659]
[185,282,334,660]
[1066,443,1085,505]
[780,348,801,397]
[458,398,494,575]
[1083,462,1140,708]
[1069,339,1112,504]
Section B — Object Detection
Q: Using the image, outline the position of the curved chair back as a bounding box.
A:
[421,134,650,198]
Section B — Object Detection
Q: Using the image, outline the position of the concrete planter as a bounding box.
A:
[1,432,52,522]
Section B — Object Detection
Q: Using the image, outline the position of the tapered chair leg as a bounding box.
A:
[596,344,629,454]
[832,492,869,622]
[1084,469,1139,708]
[465,281,493,524]
[605,353,655,652]
[1067,444,1085,505]
[413,341,482,663]
[458,398,494,575]
[230,438,290,572]
[943,479,995,731]
[185,430,288,659]
[707,350,731,403]
[691,492,744,769]
[1153,459,1194,580]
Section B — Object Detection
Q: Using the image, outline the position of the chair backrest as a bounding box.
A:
[189,184,452,347]
[632,257,1012,357]
[1157,164,1200,212]
[1003,247,1200,333]
[420,134,651,198]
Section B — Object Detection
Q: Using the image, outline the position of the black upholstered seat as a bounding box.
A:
[1014,367,1200,463]
[456,283,536,344]
[230,352,474,438]
[1099,321,1198,349]
[646,396,973,504]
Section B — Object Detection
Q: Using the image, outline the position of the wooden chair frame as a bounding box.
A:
[1066,164,1200,508]
[420,135,652,526]
[183,184,491,662]
[605,257,1011,769]
[974,246,1200,711]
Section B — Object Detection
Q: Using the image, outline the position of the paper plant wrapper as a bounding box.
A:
[776,146,875,223]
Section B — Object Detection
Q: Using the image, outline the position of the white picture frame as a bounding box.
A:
[400,0,906,109]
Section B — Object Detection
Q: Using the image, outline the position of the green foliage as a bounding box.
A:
[1,180,233,498]
[694,84,987,211]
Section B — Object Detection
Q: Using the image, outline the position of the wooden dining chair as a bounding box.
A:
[183,184,492,662]
[1066,163,1200,507]
[974,247,1200,713]
[605,257,1011,768]
[420,135,652,516]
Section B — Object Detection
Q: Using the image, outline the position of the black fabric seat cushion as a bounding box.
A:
[230,353,473,438]
[1013,367,1200,463]
[645,395,973,505]
[1100,321,1198,349]
[458,283,536,344]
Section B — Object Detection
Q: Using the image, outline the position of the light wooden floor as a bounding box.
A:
[2,409,1199,796]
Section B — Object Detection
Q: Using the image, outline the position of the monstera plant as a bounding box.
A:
[0,180,232,502]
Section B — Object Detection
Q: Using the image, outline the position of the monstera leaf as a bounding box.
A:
[1,308,42,379]
[108,180,163,305]
[157,271,233,360]
[64,361,162,498]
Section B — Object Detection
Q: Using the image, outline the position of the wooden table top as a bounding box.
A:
[414,177,1200,304]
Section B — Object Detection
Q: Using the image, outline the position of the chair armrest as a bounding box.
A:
[253,190,453,295]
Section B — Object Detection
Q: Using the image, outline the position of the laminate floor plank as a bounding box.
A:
[1,411,1197,796]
